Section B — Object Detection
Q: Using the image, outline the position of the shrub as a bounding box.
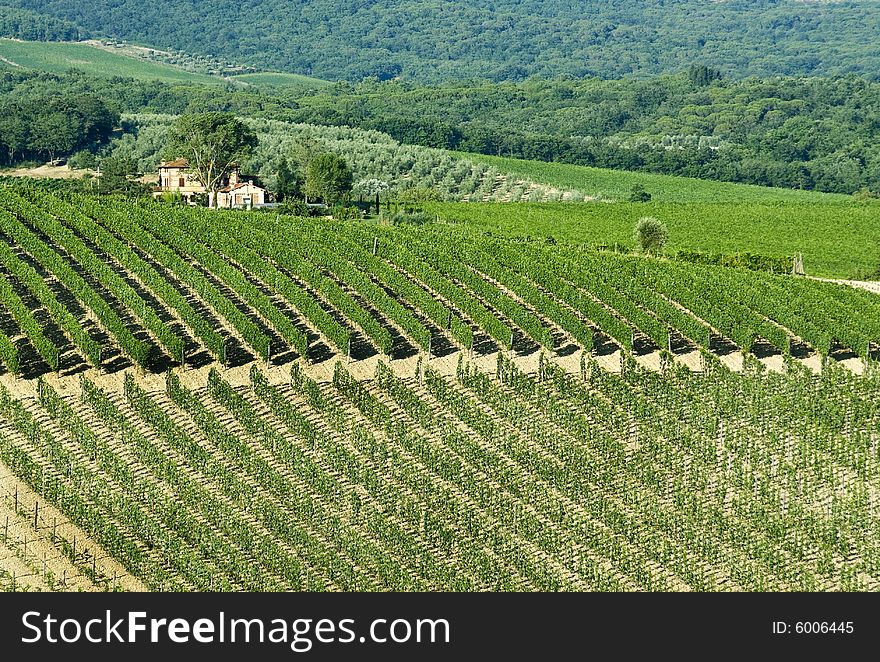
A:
[628,183,652,202]
[633,216,668,255]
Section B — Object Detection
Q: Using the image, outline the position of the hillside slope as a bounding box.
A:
[6,0,880,82]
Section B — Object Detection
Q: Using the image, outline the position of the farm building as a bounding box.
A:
[156,158,269,208]
[216,181,267,208]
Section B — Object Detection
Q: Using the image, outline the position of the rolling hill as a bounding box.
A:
[4,1,880,82]
[0,38,227,84]
[0,186,878,592]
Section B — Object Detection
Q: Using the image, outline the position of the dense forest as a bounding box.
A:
[3,68,880,194]
[4,0,880,82]
[0,85,118,164]
[0,6,84,42]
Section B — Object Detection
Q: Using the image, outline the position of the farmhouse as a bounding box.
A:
[156,158,269,208]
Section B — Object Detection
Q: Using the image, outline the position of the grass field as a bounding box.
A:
[460,153,855,204]
[229,72,331,90]
[0,39,226,85]
[429,201,880,279]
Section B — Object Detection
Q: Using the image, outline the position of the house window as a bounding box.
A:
[179,177,185,188]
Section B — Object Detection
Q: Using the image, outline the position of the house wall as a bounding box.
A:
[217,184,267,208]
[158,167,205,194]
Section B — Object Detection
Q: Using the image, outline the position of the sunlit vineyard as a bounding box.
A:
[0,185,878,591]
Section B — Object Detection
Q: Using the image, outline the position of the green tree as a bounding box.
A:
[304,152,353,204]
[98,155,150,197]
[628,183,652,202]
[688,64,722,87]
[0,106,29,164]
[166,112,257,207]
[633,216,668,255]
[27,111,79,162]
[274,157,299,202]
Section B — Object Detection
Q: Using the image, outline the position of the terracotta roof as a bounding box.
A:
[219,182,266,193]
[160,158,189,168]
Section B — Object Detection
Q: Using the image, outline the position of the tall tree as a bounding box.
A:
[0,105,29,164]
[304,152,353,204]
[274,157,299,202]
[166,113,257,207]
[27,111,79,162]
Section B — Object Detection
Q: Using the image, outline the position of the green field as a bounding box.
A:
[0,188,879,592]
[461,153,855,204]
[229,71,331,90]
[0,39,225,84]
[429,201,880,279]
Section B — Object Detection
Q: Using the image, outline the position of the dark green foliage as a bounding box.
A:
[273,157,298,202]
[304,152,353,204]
[8,1,880,82]
[628,184,652,202]
[0,92,117,164]
[0,7,84,41]
[97,155,151,197]
[633,217,668,255]
[687,64,722,87]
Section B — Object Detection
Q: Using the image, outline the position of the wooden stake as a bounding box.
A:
[34,501,38,530]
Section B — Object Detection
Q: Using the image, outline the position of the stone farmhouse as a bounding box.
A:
[156,159,269,208]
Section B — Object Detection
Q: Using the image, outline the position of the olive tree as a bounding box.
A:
[633,216,668,255]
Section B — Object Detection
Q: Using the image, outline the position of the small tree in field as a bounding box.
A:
[628,183,652,202]
[633,216,668,255]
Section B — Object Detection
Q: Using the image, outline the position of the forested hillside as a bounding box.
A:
[4,0,880,82]
[4,66,880,194]
[286,73,880,194]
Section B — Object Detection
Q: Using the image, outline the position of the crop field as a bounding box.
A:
[0,186,879,591]
[429,201,880,279]
[0,39,225,85]
[459,154,856,204]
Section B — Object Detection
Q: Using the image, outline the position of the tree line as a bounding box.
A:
[4,69,880,195]
[0,93,118,165]
[285,73,880,195]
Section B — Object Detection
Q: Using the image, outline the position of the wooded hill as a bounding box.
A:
[4,0,880,82]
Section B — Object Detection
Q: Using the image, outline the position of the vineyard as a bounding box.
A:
[0,186,879,591]
[430,201,880,279]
